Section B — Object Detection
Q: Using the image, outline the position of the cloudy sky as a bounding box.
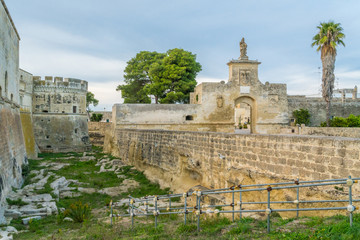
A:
[5,0,360,111]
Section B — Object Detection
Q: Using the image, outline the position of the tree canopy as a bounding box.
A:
[117,49,202,104]
[311,21,345,126]
[86,91,99,112]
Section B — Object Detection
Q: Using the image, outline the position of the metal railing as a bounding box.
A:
[109,176,360,233]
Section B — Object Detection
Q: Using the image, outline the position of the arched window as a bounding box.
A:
[5,71,8,98]
[10,94,13,102]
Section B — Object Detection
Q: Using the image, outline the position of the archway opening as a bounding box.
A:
[234,96,255,134]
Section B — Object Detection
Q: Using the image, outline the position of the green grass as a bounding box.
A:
[6,198,28,206]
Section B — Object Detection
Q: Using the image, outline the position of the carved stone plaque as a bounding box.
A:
[240,86,250,94]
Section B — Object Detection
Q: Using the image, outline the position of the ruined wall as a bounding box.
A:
[0,0,27,224]
[106,129,360,194]
[288,96,360,126]
[88,122,111,146]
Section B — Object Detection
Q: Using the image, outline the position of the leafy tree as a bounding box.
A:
[117,51,164,103]
[292,109,311,126]
[86,91,99,118]
[312,21,345,126]
[90,113,103,122]
[117,49,201,104]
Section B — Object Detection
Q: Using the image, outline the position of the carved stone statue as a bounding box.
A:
[216,95,224,108]
[239,38,248,60]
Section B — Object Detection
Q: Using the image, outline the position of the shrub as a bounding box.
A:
[320,114,360,127]
[293,109,310,125]
[90,113,103,122]
[64,201,91,223]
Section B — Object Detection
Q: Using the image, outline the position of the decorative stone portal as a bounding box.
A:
[235,96,256,133]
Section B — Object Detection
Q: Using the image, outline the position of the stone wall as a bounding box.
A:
[20,111,37,159]
[112,104,234,133]
[33,113,91,152]
[288,96,360,126]
[300,126,360,138]
[105,129,360,194]
[88,122,111,146]
[0,104,27,224]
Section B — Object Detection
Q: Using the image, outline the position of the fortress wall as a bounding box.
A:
[33,113,91,152]
[20,110,37,159]
[0,104,27,223]
[88,122,111,146]
[106,129,360,193]
[288,97,360,126]
[300,126,360,138]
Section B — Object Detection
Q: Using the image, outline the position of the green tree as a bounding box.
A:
[292,109,311,126]
[117,49,201,104]
[86,91,99,118]
[312,21,345,126]
[90,113,103,122]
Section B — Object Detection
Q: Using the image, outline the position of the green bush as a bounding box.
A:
[320,114,360,127]
[6,198,28,206]
[90,113,103,122]
[293,109,310,125]
[64,201,91,223]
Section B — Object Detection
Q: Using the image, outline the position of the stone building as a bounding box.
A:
[0,0,27,224]
[32,76,91,152]
[113,39,360,134]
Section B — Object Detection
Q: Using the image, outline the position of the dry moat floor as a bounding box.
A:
[2,147,360,239]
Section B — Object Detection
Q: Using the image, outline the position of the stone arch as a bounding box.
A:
[234,96,256,133]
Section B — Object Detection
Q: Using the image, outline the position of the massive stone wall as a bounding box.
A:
[0,0,27,224]
[300,126,360,138]
[33,113,91,152]
[32,76,91,152]
[105,129,360,194]
[288,96,360,126]
[88,122,111,146]
[112,103,234,133]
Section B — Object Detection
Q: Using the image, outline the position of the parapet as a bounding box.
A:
[33,76,88,92]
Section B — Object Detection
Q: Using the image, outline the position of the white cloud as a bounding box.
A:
[88,81,123,111]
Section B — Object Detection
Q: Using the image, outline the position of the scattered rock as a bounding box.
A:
[64,217,74,222]
[4,209,21,219]
[50,177,70,191]
[22,216,42,225]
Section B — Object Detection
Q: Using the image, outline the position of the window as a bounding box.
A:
[185,115,194,121]
[10,94,13,102]
[73,106,77,113]
[20,96,23,105]
[0,86,2,97]
[74,129,78,134]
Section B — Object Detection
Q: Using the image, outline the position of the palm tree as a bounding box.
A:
[312,21,345,126]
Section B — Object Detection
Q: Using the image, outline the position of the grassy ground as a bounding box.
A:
[10,147,360,239]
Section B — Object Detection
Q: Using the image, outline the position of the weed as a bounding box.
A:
[64,201,91,223]
[176,224,197,234]
[6,198,28,206]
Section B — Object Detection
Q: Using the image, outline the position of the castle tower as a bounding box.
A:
[227,38,261,89]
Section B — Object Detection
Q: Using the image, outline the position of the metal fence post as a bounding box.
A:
[197,191,201,232]
[266,186,272,234]
[155,196,158,228]
[348,176,354,227]
[239,184,242,219]
[184,193,187,225]
[232,186,235,222]
[146,196,148,216]
[131,199,134,229]
[296,179,300,218]
[110,200,113,226]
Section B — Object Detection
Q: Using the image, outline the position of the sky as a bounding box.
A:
[5,0,360,111]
